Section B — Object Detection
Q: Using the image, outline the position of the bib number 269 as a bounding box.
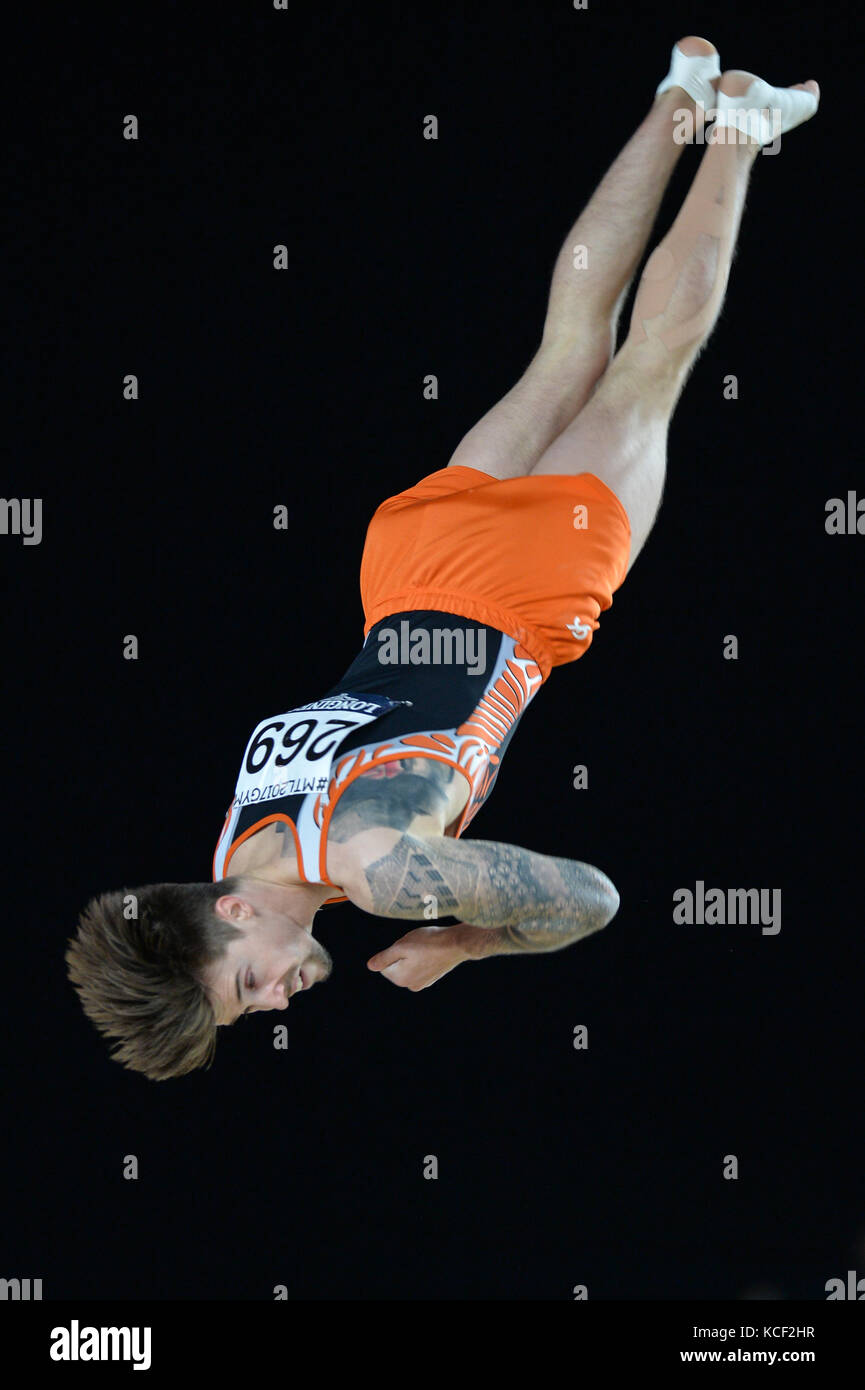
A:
[244,717,358,776]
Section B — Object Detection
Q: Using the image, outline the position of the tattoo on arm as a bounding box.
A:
[362,833,619,953]
[328,758,454,844]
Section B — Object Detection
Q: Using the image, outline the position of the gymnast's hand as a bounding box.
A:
[367,924,469,991]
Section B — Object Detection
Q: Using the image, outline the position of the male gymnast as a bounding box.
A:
[67,40,819,1079]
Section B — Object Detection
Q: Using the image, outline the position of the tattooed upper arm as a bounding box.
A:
[347,830,620,949]
[328,761,619,952]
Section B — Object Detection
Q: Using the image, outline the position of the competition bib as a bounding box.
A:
[232,692,409,809]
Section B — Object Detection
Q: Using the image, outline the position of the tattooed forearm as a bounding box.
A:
[362,833,619,952]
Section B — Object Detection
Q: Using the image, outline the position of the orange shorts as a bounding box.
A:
[360,466,631,682]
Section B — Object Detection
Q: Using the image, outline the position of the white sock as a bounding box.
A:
[711,78,818,147]
[655,42,721,109]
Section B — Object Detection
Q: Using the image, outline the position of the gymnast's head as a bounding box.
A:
[65,877,333,1081]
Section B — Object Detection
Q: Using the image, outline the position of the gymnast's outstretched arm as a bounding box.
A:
[340,828,620,958]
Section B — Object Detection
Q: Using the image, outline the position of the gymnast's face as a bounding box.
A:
[203,887,333,1026]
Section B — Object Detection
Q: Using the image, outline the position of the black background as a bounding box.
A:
[4,1,862,1302]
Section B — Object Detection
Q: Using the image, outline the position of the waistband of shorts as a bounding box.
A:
[362,589,553,682]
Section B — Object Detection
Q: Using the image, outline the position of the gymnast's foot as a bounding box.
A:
[654,36,722,138]
[710,68,820,148]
